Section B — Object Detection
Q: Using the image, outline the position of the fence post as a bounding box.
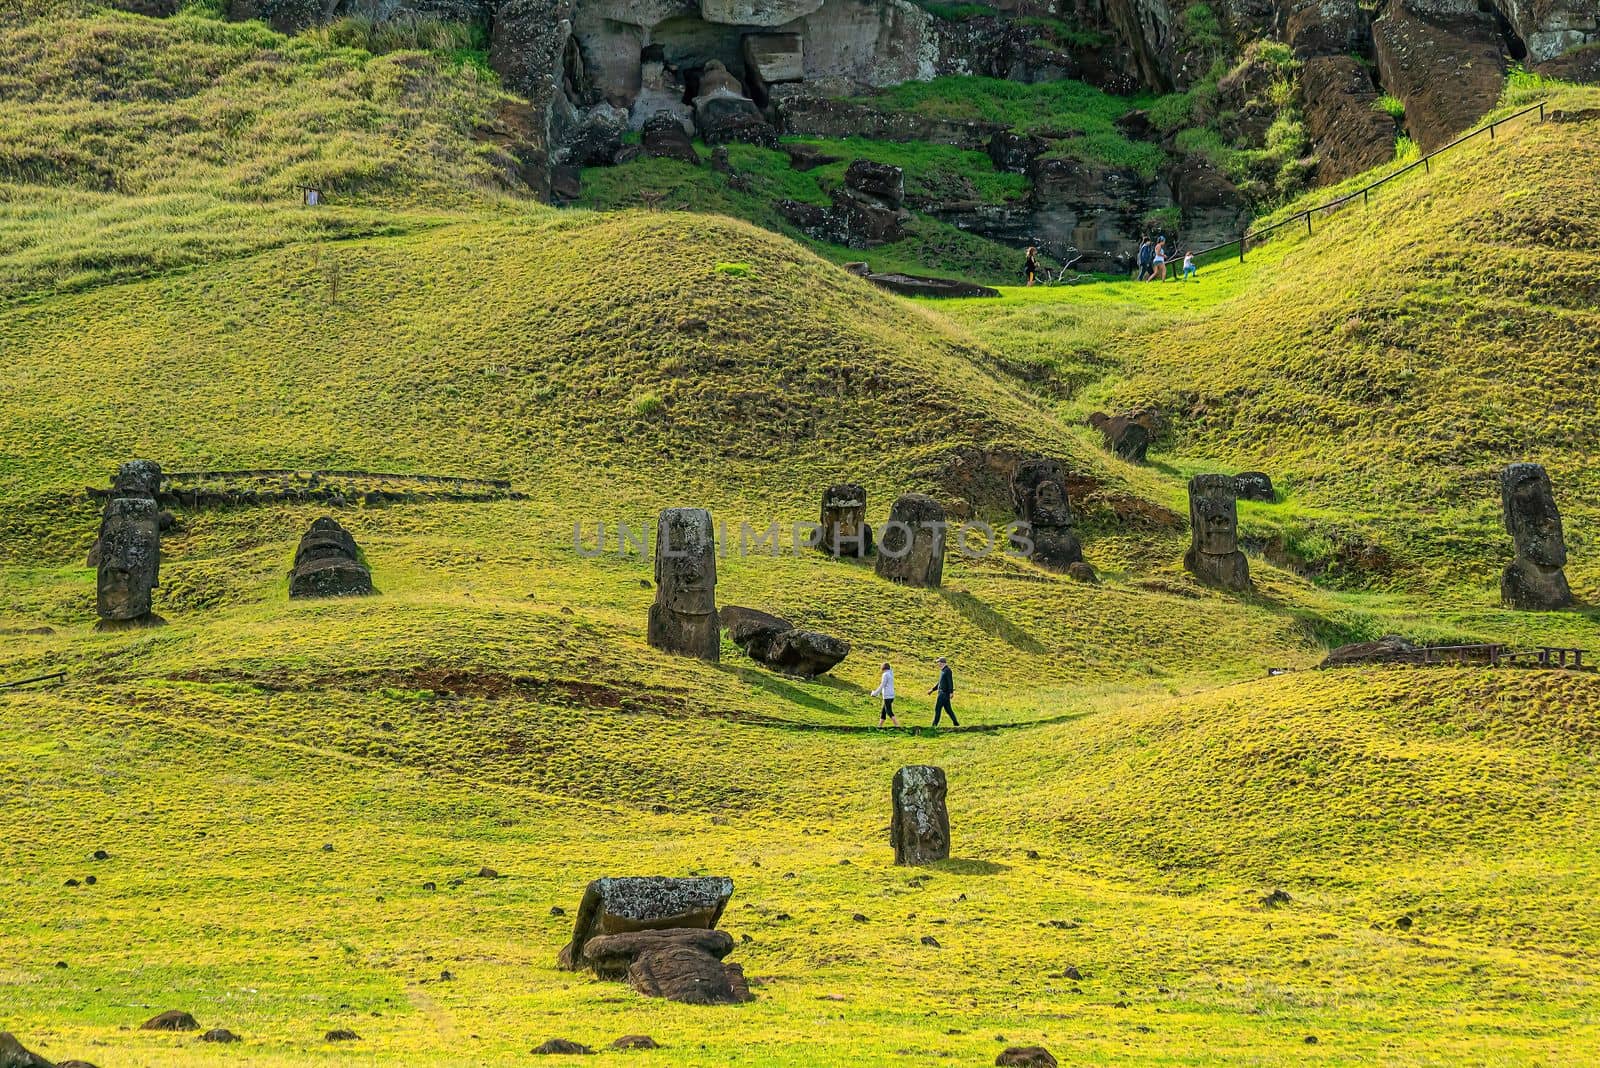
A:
[1363,188,1369,209]
[1539,102,1545,122]
[1489,122,1495,141]
[1239,232,1245,262]
[1424,155,1430,174]
[1305,212,1312,236]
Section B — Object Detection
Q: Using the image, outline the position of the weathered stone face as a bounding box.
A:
[112,459,163,499]
[289,517,374,599]
[96,497,161,625]
[558,875,734,970]
[891,765,949,865]
[819,482,872,557]
[1011,458,1084,572]
[1501,463,1572,610]
[1184,474,1250,591]
[874,494,945,588]
[649,508,720,660]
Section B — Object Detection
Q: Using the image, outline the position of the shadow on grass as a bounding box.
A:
[938,589,1047,655]
[727,665,856,717]
[933,858,1009,876]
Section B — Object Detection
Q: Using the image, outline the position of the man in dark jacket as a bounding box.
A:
[927,657,958,727]
[1135,237,1154,281]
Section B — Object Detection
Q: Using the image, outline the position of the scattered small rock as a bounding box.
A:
[611,1034,659,1050]
[324,1029,360,1042]
[439,970,454,981]
[851,913,869,923]
[920,936,941,948]
[141,1010,200,1032]
[533,1038,593,1055]
[54,961,68,969]
[1304,1035,1318,1044]
[422,881,436,892]
[84,875,96,886]
[549,906,566,916]
[92,850,109,861]
[477,867,499,879]
[64,878,80,887]
[774,913,791,921]
[200,1029,240,1043]
[1260,888,1292,908]
[320,844,334,853]
[1395,914,1413,930]
[1062,965,1082,981]
[1025,850,1039,860]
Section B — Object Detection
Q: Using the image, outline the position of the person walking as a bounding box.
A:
[1149,238,1167,282]
[1134,237,1153,281]
[870,661,900,728]
[1181,250,1196,282]
[927,657,958,728]
[1024,246,1041,287]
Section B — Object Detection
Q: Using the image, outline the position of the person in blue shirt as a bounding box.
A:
[927,657,958,727]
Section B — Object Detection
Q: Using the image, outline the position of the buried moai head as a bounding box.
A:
[1011,458,1075,530]
[112,459,163,499]
[289,517,373,599]
[648,508,720,660]
[891,765,950,866]
[1502,463,1566,569]
[96,497,161,625]
[874,494,946,588]
[1501,463,1572,610]
[819,482,872,557]
[1184,474,1250,591]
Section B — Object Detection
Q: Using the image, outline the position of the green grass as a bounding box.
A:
[2,12,1600,1066]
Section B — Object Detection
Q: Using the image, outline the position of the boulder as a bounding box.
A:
[532,1038,593,1055]
[997,1046,1058,1067]
[641,111,700,166]
[1300,55,1397,185]
[289,517,373,599]
[874,494,946,588]
[1320,635,1424,669]
[611,1035,660,1049]
[844,160,905,208]
[1373,3,1507,152]
[0,1032,55,1068]
[582,928,734,979]
[1233,472,1276,502]
[987,130,1048,174]
[141,1010,199,1032]
[557,876,734,971]
[892,765,950,865]
[199,1030,240,1044]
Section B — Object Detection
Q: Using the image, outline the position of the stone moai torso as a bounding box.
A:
[874,494,946,588]
[96,497,161,629]
[819,482,873,558]
[1184,474,1250,591]
[289,517,374,598]
[1501,462,1572,610]
[1011,458,1084,571]
[892,765,950,866]
[648,508,720,661]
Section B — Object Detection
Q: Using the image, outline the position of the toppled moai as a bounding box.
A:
[647,508,720,661]
[288,517,373,598]
[1500,462,1572,610]
[720,605,850,678]
[1011,458,1085,573]
[892,765,950,866]
[818,482,873,559]
[874,494,946,588]
[1184,474,1250,592]
[1087,411,1157,462]
[557,876,750,1005]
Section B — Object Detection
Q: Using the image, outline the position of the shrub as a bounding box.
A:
[1374,94,1406,121]
[715,262,753,277]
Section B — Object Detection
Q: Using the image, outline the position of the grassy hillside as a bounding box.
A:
[2,6,1599,1067]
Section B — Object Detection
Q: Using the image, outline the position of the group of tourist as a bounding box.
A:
[1134,235,1196,282]
[869,657,958,729]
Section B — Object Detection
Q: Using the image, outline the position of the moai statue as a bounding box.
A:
[1184,474,1250,591]
[1500,463,1572,610]
[819,482,873,558]
[648,508,720,661]
[88,459,165,567]
[289,517,374,598]
[1087,411,1154,462]
[1011,458,1084,572]
[95,497,162,630]
[874,494,946,588]
[892,766,950,866]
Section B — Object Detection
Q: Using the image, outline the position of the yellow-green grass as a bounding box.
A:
[0,1,521,302]
[4,11,1600,1065]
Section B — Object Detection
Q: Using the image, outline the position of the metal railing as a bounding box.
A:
[1185,101,1549,267]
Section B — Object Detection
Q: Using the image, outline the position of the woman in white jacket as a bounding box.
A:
[870,662,901,728]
